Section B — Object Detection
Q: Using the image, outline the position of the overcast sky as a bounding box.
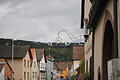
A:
[0,0,84,42]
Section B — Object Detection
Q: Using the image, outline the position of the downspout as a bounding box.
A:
[113,0,118,58]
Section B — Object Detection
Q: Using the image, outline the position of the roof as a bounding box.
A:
[36,49,44,61]
[30,48,36,58]
[0,59,13,72]
[53,62,60,70]
[72,45,84,60]
[0,38,12,46]
[29,48,37,66]
[0,45,29,59]
[46,56,54,61]
[0,59,5,62]
[56,62,73,71]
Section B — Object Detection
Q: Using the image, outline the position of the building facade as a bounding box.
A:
[46,56,54,80]
[0,46,31,80]
[36,49,46,80]
[0,62,5,80]
[53,63,61,80]
[84,33,92,74]
[30,48,39,80]
[81,0,120,80]
[72,45,84,70]
[0,59,12,80]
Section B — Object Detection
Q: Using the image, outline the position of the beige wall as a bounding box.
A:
[7,59,23,80]
[0,67,4,80]
[23,51,31,80]
[94,0,114,80]
[4,63,12,79]
[94,14,104,80]
[84,0,92,19]
[84,0,119,79]
[7,51,31,80]
[31,59,38,80]
[73,60,80,70]
[84,0,92,73]
[30,52,39,80]
[85,33,92,73]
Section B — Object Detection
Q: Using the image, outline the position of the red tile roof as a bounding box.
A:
[30,48,36,58]
[55,62,73,71]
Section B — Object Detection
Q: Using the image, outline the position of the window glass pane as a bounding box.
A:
[27,60,29,68]
[24,59,26,67]
[33,72,34,78]
[27,72,29,80]
[34,61,36,68]
[24,72,26,80]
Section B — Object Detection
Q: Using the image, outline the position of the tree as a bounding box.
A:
[79,59,85,74]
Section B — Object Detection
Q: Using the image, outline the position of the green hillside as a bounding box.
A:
[0,38,84,62]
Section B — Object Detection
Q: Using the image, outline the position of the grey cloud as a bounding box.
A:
[0,0,28,6]
[0,0,9,4]
[0,0,82,42]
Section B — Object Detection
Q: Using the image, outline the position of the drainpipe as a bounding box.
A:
[113,0,118,58]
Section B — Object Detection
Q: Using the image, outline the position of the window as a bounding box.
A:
[35,72,37,78]
[32,71,34,78]
[24,72,26,80]
[86,60,88,73]
[34,61,36,68]
[24,59,26,67]
[27,72,29,80]
[27,60,29,68]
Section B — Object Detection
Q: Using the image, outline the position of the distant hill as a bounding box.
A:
[0,38,84,62]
